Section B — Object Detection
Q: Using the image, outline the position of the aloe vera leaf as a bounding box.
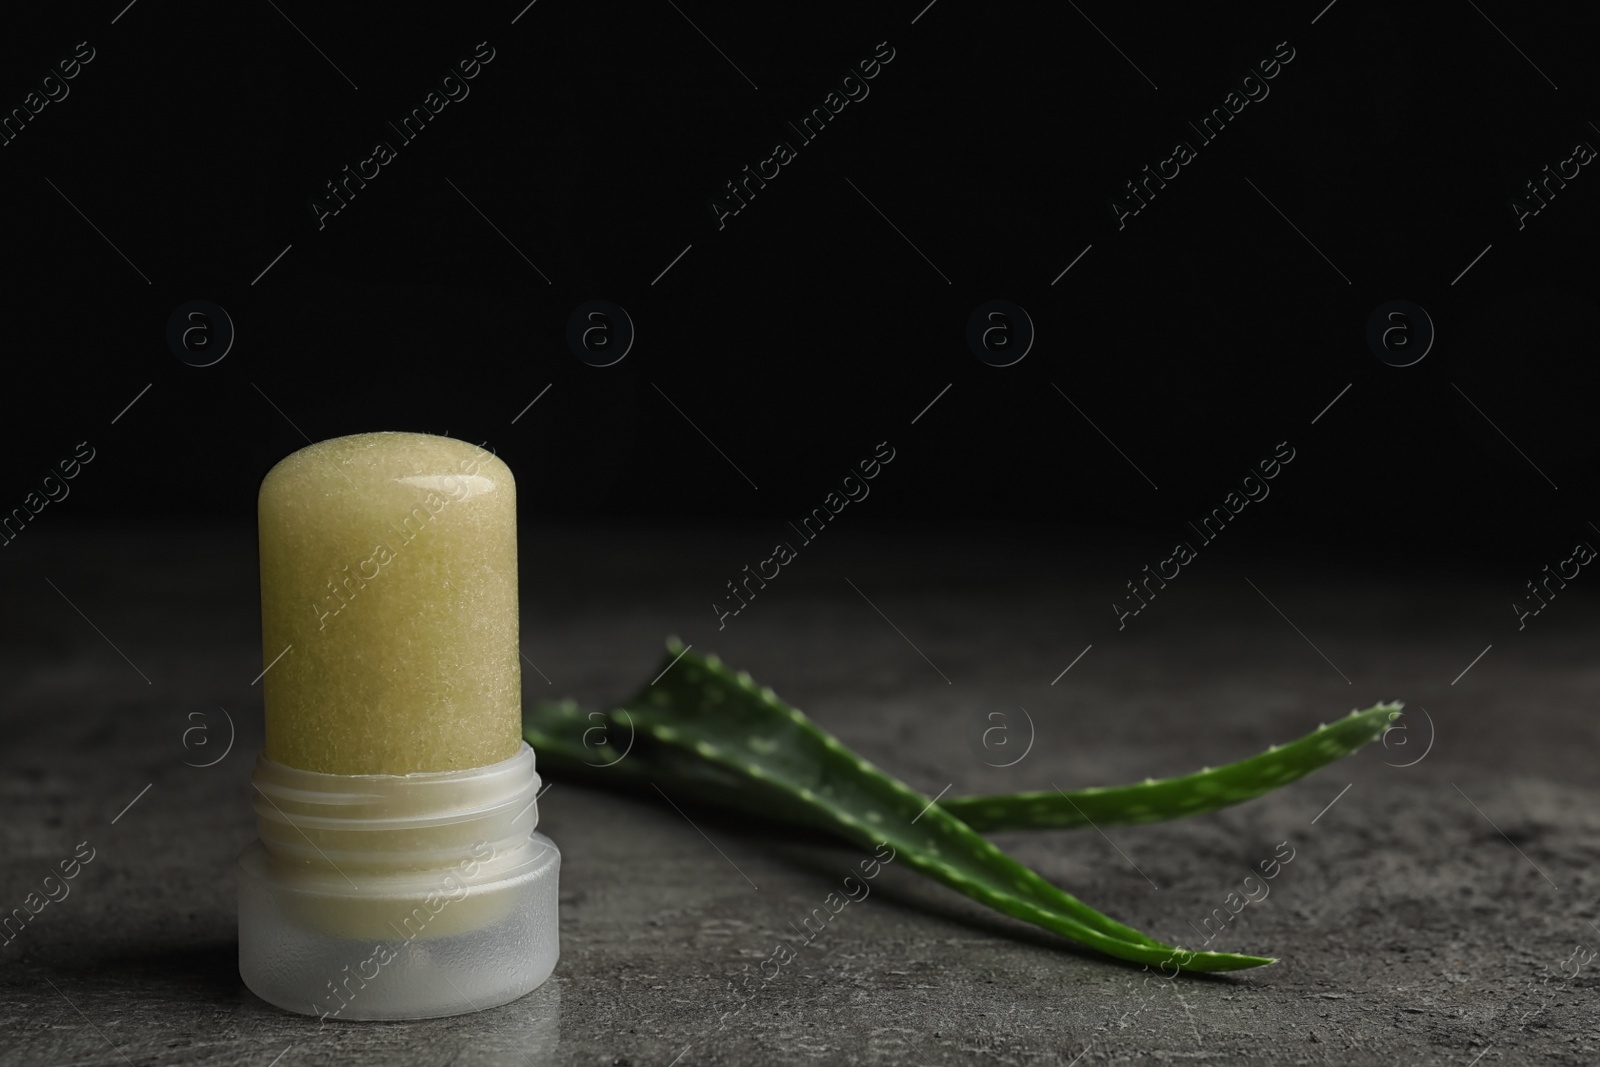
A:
[526,642,1272,973]
[940,703,1401,832]
[524,699,825,828]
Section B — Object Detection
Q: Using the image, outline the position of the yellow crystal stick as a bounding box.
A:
[238,431,560,1021]
[257,432,521,774]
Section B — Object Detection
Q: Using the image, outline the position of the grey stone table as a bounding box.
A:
[2,523,1596,1065]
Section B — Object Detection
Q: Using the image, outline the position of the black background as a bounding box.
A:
[0,0,1593,572]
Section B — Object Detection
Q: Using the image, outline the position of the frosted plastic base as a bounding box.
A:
[236,742,560,1020]
[238,831,560,1020]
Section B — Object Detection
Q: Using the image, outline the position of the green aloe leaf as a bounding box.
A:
[525,640,1282,973]
[940,703,1401,832]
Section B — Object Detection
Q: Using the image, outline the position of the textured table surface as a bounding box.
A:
[2,522,1596,1066]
